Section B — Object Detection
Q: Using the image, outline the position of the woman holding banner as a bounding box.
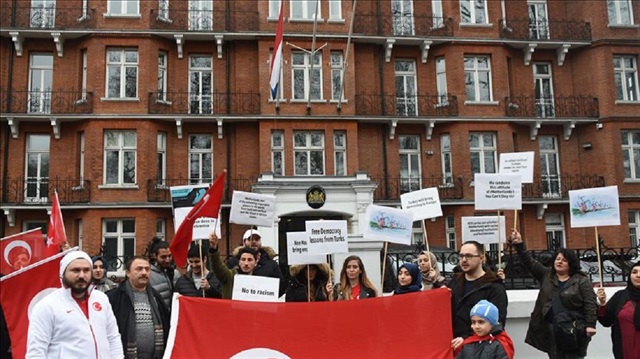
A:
[393,263,421,295]
[332,256,377,300]
[417,251,446,290]
[596,261,640,359]
[509,229,597,359]
[285,264,332,302]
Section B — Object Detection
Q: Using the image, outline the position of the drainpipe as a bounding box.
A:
[225,38,232,255]
[2,45,15,238]
[378,46,388,199]
[501,0,508,29]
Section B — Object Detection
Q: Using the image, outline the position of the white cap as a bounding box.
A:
[242,229,262,241]
[59,250,92,281]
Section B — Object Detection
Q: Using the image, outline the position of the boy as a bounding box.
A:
[455,300,515,359]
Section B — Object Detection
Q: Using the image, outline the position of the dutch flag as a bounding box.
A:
[269,1,284,101]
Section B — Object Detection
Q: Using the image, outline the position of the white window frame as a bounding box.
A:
[291,0,321,20]
[158,0,170,20]
[446,215,456,250]
[329,0,342,20]
[107,0,139,16]
[188,55,213,114]
[271,130,285,175]
[188,134,213,184]
[103,130,137,186]
[629,210,640,247]
[24,134,50,202]
[614,56,639,102]
[395,59,418,116]
[533,62,556,117]
[464,56,493,103]
[189,0,213,30]
[102,218,136,276]
[158,51,168,102]
[545,213,566,249]
[293,131,325,176]
[622,130,640,180]
[330,51,345,101]
[460,0,488,24]
[105,48,138,99]
[399,135,421,193]
[28,53,53,114]
[31,0,56,28]
[157,132,167,185]
[291,51,323,101]
[392,0,415,36]
[607,0,634,25]
[77,219,83,250]
[432,0,444,28]
[469,132,496,175]
[156,218,166,240]
[441,134,453,185]
[269,0,281,19]
[81,50,88,100]
[334,131,347,176]
[435,56,448,105]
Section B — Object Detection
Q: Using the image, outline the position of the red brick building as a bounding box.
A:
[1,0,639,274]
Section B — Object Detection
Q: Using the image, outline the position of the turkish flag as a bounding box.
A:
[45,190,67,257]
[170,170,226,268]
[0,228,45,274]
[166,289,454,359]
[0,250,68,359]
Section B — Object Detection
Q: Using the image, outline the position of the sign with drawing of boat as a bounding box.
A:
[569,186,620,228]
[363,205,413,245]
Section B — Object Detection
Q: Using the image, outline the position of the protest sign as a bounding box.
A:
[474,173,522,210]
[287,232,326,265]
[499,152,534,183]
[363,205,413,245]
[305,220,349,255]
[461,216,507,244]
[400,187,443,221]
[569,186,620,228]
[230,191,276,227]
[232,275,280,302]
[171,184,216,240]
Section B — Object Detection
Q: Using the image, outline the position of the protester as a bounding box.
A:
[332,255,377,300]
[92,255,117,293]
[209,233,260,299]
[149,240,179,310]
[455,299,515,359]
[174,245,222,298]
[510,229,597,359]
[106,256,170,359]
[596,260,640,359]
[26,251,123,358]
[285,263,333,302]
[393,263,422,295]
[143,237,160,266]
[450,241,508,351]
[417,250,446,290]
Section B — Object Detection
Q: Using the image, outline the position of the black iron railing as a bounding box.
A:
[148,92,260,115]
[147,177,254,203]
[0,4,95,29]
[2,177,91,204]
[372,177,465,202]
[505,95,599,118]
[354,13,454,37]
[500,18,592,42]
[0,89,93,114]
[356,94,459,117]
[150,8,259,32]
[521,174,605,199]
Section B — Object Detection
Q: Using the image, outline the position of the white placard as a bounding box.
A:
[461,216,507,244]
[474,173,522,210]
[231,275,280,302]
[499,152,535,184]
[569,186,621,228]
[305,220,349,255]
[363,205,413,245]
[286,232,326,265]
[400,187,443,221]
[229,191,276,227]
[170,184,216,240]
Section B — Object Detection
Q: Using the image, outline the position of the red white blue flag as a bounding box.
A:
[269,0,284,100]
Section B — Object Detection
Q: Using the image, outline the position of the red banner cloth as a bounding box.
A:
[0,228,45,274]
[168,289,454,359]
[0,250,67,359]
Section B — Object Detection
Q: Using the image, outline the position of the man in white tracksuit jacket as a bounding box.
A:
[26,250,123,359]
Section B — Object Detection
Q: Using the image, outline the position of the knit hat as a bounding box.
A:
[243,229,262,241]
[470,299,499,326]
[60,250,92,281]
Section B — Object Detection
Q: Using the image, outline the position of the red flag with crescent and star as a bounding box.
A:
[45,190,67,257]
[0,228,45,274]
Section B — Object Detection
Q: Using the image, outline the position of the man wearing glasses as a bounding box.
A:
[449,241,508,352]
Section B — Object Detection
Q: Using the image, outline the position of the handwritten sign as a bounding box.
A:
[286,232,326,265]
[232,275,280,302]
[170,184,216,240]
[474,173,522,210]
[400,187,443,221]
[305,220,349,255]
[230,191,276,227]
[569,186,620,228]
[499,152,535,183]
[461,216,506,244]
[363,205,413,245]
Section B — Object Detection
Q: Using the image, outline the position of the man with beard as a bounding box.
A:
[26,251,123,358]
[148,240,179,310]
[208,233,259,299]
[107,256,170,359]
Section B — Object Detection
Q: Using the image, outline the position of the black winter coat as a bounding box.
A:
[175,270,223,298]
[448,270,508,339]
[285,264,331,302]
[597,288,632,359]
[226,246,285,296]
[514,242,597,356]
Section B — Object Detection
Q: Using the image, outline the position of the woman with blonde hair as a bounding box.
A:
[417,250,446,290]
[331,255,377,300]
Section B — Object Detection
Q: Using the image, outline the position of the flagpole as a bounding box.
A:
[337,0,357,111]
[306,0,320,113]
[497,211,502,268]
[595,226,603,288]
[422,219,432,270]
[199,240,205,298]
[381,241,388,292]
[270,0,285,111]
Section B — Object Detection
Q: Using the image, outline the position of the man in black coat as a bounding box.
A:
[175,246,222,298]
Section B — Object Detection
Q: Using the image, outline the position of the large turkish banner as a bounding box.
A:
[165,289,454,359]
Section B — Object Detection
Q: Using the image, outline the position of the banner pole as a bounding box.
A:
[595,226,603,288]
[198,240,205,298]
[381,241,388,292]
[497,211,502,268]
[422,219,432,270]
[513,209,518,232]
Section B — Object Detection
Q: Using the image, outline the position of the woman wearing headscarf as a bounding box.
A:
[285,263,332,302]
[596,261,640,359]
[91,255,117,293]
[417,250,446,290]
[393,263,421,295]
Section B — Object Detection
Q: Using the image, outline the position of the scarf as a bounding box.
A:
[122,281,165,359]
[394,263,422,295]
[455,328,515,359]
[627,261,640,330]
